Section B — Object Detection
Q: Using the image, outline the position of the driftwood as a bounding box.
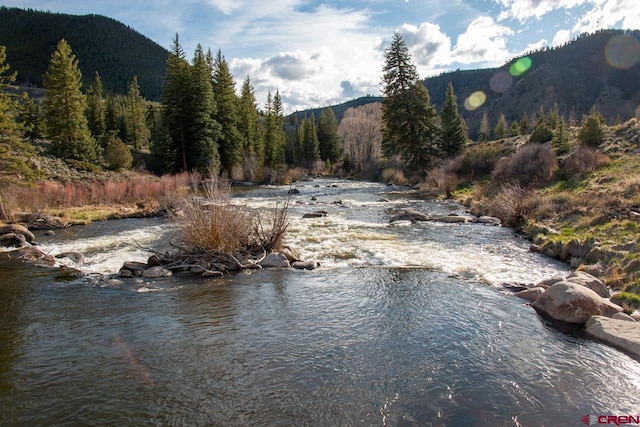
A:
[120,240,268,278]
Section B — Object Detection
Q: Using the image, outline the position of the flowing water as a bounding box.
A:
[1,179,639,426]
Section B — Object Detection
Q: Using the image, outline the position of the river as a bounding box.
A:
[1,178,639,426]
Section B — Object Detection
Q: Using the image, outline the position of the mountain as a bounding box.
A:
[0,7,168,100]
[292,29,640,136]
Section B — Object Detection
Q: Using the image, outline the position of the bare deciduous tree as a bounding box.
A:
[337,103,382,175]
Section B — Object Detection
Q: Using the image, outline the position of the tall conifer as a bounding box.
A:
[86,71,106,140]
[238,76,264,169]
[439,82,467,156]
[125,75,150,150]
[381,32,438,169]
[43,39,97,163]
[212,50,242,173]
[317,107,341,163]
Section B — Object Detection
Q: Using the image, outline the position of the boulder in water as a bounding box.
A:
[292,260,320,270]
[514,286,546,301]
[585,315,640,358]
[142,266,173,278]
[0,224,35,244]
[532,281,622,324]
[389,208,430,223]
[259,253,290,268]
[565,271,610,298]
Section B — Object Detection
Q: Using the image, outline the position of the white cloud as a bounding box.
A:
[552,29,572,46]
[572,0,640,34]
[399,22,452,70]
[452,16,514,65]
[495,0,588,21]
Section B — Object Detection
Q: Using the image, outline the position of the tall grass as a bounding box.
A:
[6,173,192,213]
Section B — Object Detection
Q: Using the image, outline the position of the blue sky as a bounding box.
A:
[2,0,639,111]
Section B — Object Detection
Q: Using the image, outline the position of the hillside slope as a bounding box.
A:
[0,6,168,100]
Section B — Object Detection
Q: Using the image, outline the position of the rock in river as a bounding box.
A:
[532,281,622,324]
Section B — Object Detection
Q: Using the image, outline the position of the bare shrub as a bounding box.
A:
[254,198,290,252]
[560,147,611,179]
[459,143,500,178]
[487,181,530,226]
[492,143,558,188]
[423,159,459,197]
[180,175,254,253]
[381,168,408,185]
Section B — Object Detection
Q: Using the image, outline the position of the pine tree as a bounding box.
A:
[302,113,320,163]
[264,91,285,167]
[85,71,106,139]
[509,120,520,136]
[125,75,150,150]
[43,39,97,163]
[519,112,530,135]
[0,45,22,136]
[187,45,221,172]
[494,112,508,140]
[552,116,570,154]
[20,94,44,141]
[237,76,264,170]
[159,34,192,172]
[478,111,490,142]
[578,106,606,147]
[317,107,341,163]
[439,82,467,156]
[212,49,242,174]
[381,32,439,169]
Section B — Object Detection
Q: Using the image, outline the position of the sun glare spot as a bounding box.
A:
[490,71,512,93]
[605,34,640,70]
[509,57,532,77]
[464,91,486,111]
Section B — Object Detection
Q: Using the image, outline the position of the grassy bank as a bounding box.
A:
[423,118,640,306]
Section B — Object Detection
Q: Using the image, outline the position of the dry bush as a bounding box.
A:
[459,143,500,179]
[423,159,459,197]
[492,143,558,188]
[560,147,611,179]
[180,175,254,253]
[381,167,408,185]
[254,198,290,252]
[487,181,530,227]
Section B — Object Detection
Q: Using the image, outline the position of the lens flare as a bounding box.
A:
[509,57,532,77]
[490,71,512,93]
[464,91,486,111]
[605,34,640,70]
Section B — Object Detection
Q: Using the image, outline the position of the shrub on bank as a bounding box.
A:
[492,143,557,188]
[459,143,499,179]
[560,147,610,179]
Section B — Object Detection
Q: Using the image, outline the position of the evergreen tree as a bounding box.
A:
[0,45,22,136]
[478,111,490,142]
[187,44,221,172]
[494,112,508,140]
[302,113,320,163]
[509,120,520,136]
[104,93,119,138]
[519,112,530,135]
[104,131,133,171]
[578,106,606,147]
[264,91,285,167]
[552,116,570,154]
[212,49,242,173]
[20,94,44,141]
[237,76,264,170]
[381,32,439,169]
[43,39,97,163]
[439,82,467,156]
[125,75,150,150]
[85,71,106,139]
[317,107,341,163]
[159,34,192,172]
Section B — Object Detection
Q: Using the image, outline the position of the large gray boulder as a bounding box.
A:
[389,208,430,223]
[0,224,35,244]
[565,271,610,298]
[514,286,546,301]
[532,281,622,324]
[585,316,640,358]
[259,252,290,268]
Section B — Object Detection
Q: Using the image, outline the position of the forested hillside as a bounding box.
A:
[293,30,640,135]
[0,6,168,99]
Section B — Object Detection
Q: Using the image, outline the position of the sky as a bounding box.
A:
[2,0,640,112]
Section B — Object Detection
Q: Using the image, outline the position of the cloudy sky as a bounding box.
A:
[3,0,639,111]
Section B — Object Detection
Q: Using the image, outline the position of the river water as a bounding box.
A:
[1,179,639,426]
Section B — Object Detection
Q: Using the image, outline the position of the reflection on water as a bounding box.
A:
[1,179,638,426]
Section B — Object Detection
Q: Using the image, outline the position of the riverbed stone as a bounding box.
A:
[142,266,173,278]
[435,215,473,224]
[477,216,502,226]
[120,261,148,277]
[612,312,637,322]
[0,224,35,244]
[389,208,431,223]
[259,253,290,268]
[514,286,546,301]
[585,315,640,359]
[292,260,320,270]
[565,271,610,298]
[532,281,623,324]
[302,210,328,219]
[55,252,85,265]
